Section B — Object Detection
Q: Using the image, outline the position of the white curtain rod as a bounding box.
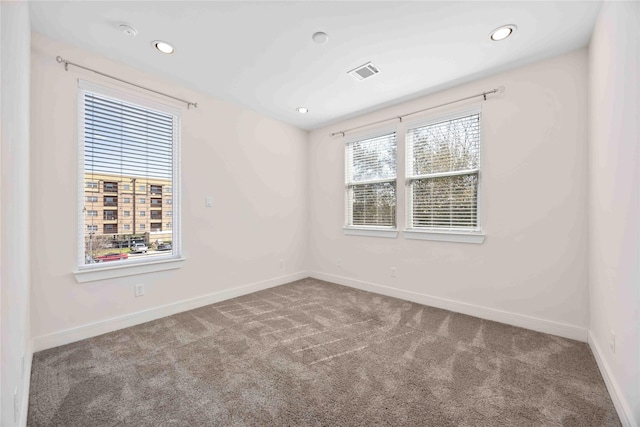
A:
[330,86,505,137]
[56,56,198,109]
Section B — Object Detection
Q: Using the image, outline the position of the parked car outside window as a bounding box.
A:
[95,253,128,263]
[130,243,148,254]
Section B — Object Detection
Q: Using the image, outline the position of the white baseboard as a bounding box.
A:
[310,271,588,342]
[588,331,637,427]
[19,340,33,427]
[32,271,309,352]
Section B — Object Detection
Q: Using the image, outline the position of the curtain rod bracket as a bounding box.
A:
[56,56,69,71]
[56,55,198,109]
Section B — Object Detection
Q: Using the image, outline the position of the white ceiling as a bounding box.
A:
[29,1,602,130]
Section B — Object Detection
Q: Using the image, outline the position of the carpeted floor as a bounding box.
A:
[28,278,620,426]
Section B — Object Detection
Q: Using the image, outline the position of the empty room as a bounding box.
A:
[1,0,638,426]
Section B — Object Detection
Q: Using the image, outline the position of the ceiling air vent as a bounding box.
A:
[348,62,380,81]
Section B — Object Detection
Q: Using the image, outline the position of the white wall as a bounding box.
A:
[1,1,32,425]
[308,50,589,339]
[29,33,308,344]
[588,2,640,425]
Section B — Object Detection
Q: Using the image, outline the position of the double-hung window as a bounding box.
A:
[77,81,182,281]
[405,108,483,243]
[344,131,397,235]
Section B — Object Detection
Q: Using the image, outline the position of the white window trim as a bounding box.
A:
[404,105,484,243]
[74,257,186,283]
[343,226,399,238]
[403,229,485,244]
[75,80,183,283]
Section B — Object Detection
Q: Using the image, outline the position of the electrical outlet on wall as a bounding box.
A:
[337,259,342,267]
[391,267,397,277]
[135,283,145,297]
[279,259,284,269]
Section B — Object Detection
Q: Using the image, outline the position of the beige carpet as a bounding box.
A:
[28,278,620,426]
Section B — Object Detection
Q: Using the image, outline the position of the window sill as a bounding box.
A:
[343,227,399,238]
[73,256,185,283]
[403,230,485,244]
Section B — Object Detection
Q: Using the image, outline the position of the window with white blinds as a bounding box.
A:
[80,83,180,267]
[406,110,481,232]
[345,132,397,227]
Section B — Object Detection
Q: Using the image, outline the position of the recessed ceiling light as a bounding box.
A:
[296,107,309,114]
[312,31,329,44]
[490,25,517,41]
[153,40,175,54]
[118,24,138,37]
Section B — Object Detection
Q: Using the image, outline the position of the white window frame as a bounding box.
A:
[343,128,399,238]
[74,80,184,283]
[403,106,485,244]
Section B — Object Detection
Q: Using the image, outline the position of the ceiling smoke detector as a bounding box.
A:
[348,62,380,81]
[118,24,138,37]
[312,31,329,44]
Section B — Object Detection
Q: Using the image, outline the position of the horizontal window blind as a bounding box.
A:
[84,93,173,180]
[346,132,397,227]
[407,112,480,231]
[81,89,178,265]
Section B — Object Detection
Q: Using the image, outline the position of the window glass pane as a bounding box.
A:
[408,114,480,175]
[350,182,396,227]
[82,89,178,265]
[348,133,397,182]
[407,111,480,231]
[412,174,478,229]
[345,132,397,227]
